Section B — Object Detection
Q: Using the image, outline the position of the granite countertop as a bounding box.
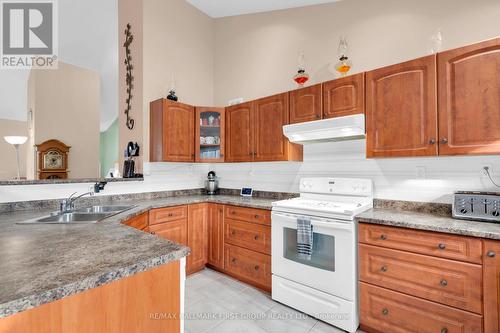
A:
[357,208,500,240]
[0,194,276,318]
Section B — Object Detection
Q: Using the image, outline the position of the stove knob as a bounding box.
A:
[492,211,500,217]
[460,208,468,214]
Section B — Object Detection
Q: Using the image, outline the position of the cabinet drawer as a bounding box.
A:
[225,219,271,255]
[360,282,483,333]
[149,206,187,225]
[359,223,482,264]
[224,244,271,289]
[359,244,483,313]
[224,205,271,226]
[123,212,148,230]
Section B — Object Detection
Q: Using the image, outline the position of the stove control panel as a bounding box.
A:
[300,178,373,196]
[453,192,500,223]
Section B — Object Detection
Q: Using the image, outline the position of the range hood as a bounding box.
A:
[283,114,366,144]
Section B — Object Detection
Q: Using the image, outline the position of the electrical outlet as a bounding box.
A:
[416,166,426,179]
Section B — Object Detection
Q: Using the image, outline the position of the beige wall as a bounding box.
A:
[119,0,144,171]
[213,0,500,105]
[142,0,214,161]
[0,120,28,180]
[29,62,100,179]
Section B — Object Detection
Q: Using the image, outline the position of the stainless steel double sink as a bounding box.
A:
[19,205,135,224]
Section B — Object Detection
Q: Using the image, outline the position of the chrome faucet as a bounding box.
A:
[60,191,95,213]
[59,182,107,213]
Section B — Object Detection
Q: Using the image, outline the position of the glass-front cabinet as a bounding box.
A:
[195,107,225,162]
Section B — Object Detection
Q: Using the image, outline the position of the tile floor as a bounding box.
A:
[184,268,365,333]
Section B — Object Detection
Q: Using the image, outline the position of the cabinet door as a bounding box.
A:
[438,38,500,155]
[289,84,322,124]
[225,102,254,162]
[163,100,195,162]
[148,219,187,246]
[123,212,149,231]
[207,204,224,270]
[366,55,438,157]
[484,240,500,333]
[195,107,225,162]
[323,73,365,118]
[187,203,208,274]
[254,92,290,161]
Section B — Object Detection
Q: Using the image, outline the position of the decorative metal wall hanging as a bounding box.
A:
[124,23,135,130]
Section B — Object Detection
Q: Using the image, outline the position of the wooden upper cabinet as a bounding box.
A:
[254,93,289,161]
[289,84,322,124]
[483,240,500,333]
[323,73,365,118]
[195,107,225,162]
[366,55,438,158]
[150,99,194,162]
[253,93,303,161]
[438,38,500,155]
[225,101,254,162]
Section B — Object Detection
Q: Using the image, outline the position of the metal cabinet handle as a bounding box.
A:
[232,258,237,263]
[429,138,436,144]
[440,138,448,144]
[441,328,448,333]
[254,265,260,271]
[440,279,448,287]
[254,214,260,219]
[254,235,259,240]
[380,266,388,272]
[487,251,496,258]
[438,243,446,250]
[231,230,236,235]
[380,234,387,240]
[381,308,389,316]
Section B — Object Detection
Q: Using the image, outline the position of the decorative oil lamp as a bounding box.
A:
[293,53,309,86]
[335,37,352,77]
[167,73,178,101]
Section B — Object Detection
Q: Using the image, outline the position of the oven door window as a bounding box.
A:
[283,227,335,272]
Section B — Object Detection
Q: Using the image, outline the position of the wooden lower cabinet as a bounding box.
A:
[483,240,500,333]
[207,204,224,270]
[359,243,483,314]
[224,244,271,291]
[149,206,188,225]
[358,223,494,333]
[224,205,271,226]
[360,282,483,333]
[122,212,149,231]
[149,219,188,246]
[187,204,208,274]
[0,261,182,333]
[358,223,483,264]
[225,218,271,255]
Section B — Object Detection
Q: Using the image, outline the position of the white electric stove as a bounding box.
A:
[271,178,373,333]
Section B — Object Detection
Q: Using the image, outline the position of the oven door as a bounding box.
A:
[271,211,357,301]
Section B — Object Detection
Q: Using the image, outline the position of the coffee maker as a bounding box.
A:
[205,171,219,195]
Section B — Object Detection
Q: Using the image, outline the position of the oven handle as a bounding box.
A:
[272,212,354,231]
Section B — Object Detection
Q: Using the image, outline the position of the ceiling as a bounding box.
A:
[186,0,343,18]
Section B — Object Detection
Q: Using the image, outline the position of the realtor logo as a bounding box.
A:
[1,0,58,69]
